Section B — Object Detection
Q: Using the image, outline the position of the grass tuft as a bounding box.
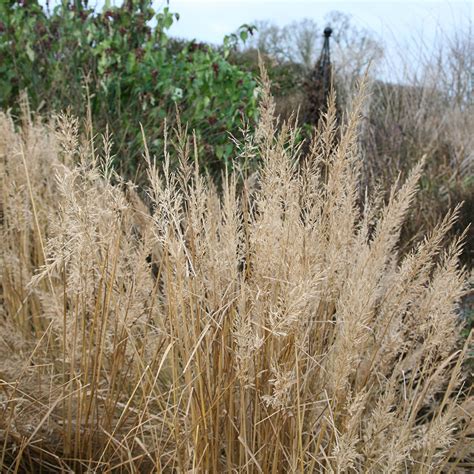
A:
[1,77,472,472]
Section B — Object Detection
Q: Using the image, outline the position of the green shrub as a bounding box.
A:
[0,0,258,177]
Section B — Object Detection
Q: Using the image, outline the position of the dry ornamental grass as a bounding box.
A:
[0,73,473,472]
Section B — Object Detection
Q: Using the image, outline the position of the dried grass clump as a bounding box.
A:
[1,77,472,473]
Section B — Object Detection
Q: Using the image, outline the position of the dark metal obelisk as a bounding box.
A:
[305,26,333,127]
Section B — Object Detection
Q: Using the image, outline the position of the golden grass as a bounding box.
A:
[0,77,472,472]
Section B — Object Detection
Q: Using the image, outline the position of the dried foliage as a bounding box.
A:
[0,74,472,473]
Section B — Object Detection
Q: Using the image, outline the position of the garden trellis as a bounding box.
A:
[305,26,334,127]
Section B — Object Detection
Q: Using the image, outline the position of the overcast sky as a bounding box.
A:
[166,1,471,45]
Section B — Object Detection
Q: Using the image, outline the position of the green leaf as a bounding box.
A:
[239,30,248,43]
[215,145,224,159]
[26,44,35,62]
[224,143,233,157]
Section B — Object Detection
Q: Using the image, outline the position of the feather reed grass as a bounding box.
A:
[0,74,472,472]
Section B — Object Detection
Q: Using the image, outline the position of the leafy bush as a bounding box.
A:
[1,72,472,472]
[0,0,258,176]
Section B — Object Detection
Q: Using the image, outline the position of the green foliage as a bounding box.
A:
[0,0,258,176]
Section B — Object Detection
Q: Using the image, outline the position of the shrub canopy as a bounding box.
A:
[0,0,258,176]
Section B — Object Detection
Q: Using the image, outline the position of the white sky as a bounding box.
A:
[166,1,471,45]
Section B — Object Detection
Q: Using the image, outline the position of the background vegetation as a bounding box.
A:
[0,0,257,176]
